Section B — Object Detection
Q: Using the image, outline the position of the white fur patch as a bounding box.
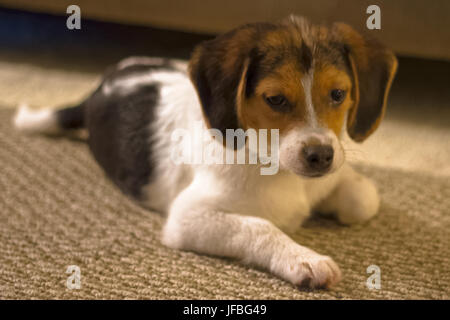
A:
[117,56,188,72]
[300,69,318,127]
[101,70,184,96]
[13,104,60,134]
[117,56,167,70]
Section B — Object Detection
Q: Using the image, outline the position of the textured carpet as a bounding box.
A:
[0,108,448,299]
[0,8,449,300]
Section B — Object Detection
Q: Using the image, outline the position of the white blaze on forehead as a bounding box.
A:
[300,68,318,127]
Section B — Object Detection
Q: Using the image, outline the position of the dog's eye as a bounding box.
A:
[330,89,346,105]
[264,95,290,112]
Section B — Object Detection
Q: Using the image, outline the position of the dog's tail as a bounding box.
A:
[14,102,85,135]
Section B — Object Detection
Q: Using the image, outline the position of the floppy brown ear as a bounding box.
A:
[334,23,398,142]
[188,24,268,136]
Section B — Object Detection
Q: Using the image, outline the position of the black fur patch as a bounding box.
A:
[245,48,283,98]
[299,42,313,72]
[85,68,162,199]
[56,103,85,129]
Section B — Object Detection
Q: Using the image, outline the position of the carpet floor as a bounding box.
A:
[0,107,448,299]
[0,9,449,299]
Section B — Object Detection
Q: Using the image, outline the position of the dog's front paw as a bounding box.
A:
[336,174,380,225]
[274,251,341,289]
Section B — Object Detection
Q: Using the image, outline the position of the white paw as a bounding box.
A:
[274,251,342,289]
[336,174,380,225]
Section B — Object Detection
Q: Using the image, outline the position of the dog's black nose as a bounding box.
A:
[302,145,334,173]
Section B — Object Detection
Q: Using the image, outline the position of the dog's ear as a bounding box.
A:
[333,23,398,142]
[188,25,268,136]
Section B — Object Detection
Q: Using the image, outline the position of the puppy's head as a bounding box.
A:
[189,16,397,177]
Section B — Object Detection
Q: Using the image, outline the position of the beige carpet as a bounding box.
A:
[0,107,449,299]
[0,12,449,298]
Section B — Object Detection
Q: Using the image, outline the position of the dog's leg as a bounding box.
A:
[316,165,380,224]
[162,184,341,289]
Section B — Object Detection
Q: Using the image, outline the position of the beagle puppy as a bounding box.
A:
[14,16,397,289]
